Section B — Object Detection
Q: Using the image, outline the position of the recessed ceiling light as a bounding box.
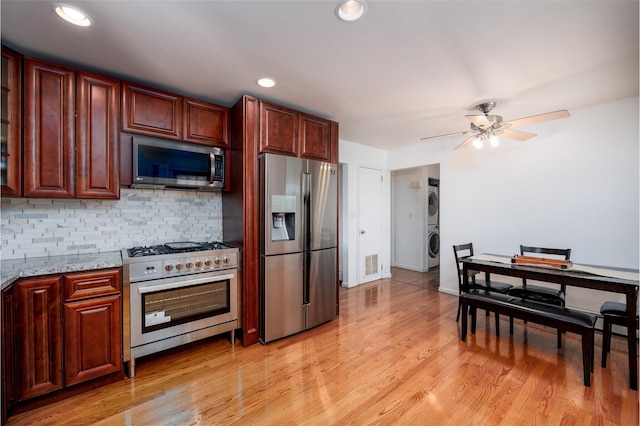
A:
[335,0,368,22]
[54,4,92,27]
[257,78,276,88]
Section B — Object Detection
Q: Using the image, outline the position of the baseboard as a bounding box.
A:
[438,287,458,297]
[392,263,427,273]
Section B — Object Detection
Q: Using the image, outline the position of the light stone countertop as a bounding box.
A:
[1,251,123,291]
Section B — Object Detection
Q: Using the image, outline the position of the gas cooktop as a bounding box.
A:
[126,241,235,258]
[122,241,239,280]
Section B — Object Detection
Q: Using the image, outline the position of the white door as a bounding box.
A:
[358,166,383,284]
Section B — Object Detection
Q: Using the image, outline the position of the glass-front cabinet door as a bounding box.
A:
[1,46,22,196]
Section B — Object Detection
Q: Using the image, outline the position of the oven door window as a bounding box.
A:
[141,280,230,333]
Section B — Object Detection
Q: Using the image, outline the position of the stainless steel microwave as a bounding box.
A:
[132,135,224,190]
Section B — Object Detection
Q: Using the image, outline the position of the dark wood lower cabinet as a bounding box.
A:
[2,286,16,423]
[64,294,122,386]
[3,268,122,420]
[14,276,64,401]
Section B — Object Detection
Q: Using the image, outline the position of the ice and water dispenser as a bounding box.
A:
[270,195,296,241]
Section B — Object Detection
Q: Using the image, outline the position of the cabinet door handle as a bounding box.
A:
[360,230,366,234]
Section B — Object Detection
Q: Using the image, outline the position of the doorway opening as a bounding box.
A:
[390,164,440,273]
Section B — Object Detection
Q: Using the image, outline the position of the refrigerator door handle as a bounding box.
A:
[303,171,311,305]
[303,171,311,249]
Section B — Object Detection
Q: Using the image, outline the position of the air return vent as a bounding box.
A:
[365,254,379,276]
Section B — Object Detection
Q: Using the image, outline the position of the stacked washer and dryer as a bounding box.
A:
[427,179,440,268]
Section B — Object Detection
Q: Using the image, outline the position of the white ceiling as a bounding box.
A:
[1,1,638,151]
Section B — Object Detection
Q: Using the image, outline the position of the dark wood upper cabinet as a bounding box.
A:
[24,59,120,199]
[299,112,332,161]
[122,83,230,146]
[24,59,75,198]
[122,82,183,140]
[329,120,339,164]
[259,101,298,156]
[1,46,22,196]
[14,275,64,401]
[258,100,338,163]
[76,72,120,199]
[184,97,229,147]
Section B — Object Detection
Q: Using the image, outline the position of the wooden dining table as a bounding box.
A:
[461,254,639,390]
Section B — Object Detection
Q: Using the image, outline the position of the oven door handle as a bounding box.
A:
[137,273,235,294]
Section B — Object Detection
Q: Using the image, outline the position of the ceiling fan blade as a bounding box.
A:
[420,130,473,141]
[500,128,536,141]
[454,135,477,150]
[465,114,494,127]
[506,110,570,128]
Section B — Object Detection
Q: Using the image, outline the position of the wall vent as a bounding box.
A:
[365,254,379,276]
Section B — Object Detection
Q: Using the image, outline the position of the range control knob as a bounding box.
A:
[204,259,213,267]
[175,263,184,271]
[214,257,222,265]
[195,260,203,268]
[223,256,229,264]
[185,262,194,269]
[165,264,174,272]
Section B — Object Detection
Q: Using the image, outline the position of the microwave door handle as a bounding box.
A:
[209,152,216,184]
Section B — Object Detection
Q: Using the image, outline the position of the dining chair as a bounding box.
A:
[600,301,639,368]
[453,243,513,334]
[507,245,571,346]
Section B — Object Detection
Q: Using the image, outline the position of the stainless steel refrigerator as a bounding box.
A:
[259,153,337,343]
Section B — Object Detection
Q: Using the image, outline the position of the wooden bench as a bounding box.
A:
[459,290,597,386]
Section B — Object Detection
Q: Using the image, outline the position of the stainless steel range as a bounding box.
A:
[122,241,239,377]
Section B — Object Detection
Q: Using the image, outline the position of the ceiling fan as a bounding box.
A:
[420,102,570,150]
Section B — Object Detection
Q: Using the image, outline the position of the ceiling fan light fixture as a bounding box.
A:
[472,137,483,149]
[335,0,368,22]
[420,101,569,150]
[53,3,92,27]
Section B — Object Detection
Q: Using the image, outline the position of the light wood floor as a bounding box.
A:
[6,267,638,425]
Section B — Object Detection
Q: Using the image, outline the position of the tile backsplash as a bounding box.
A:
[1,188,223,260]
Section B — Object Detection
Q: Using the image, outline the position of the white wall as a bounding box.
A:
[338,139,389,287]
[427,164,440,180]
[388,97,639,313]
[391,166,428,271]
